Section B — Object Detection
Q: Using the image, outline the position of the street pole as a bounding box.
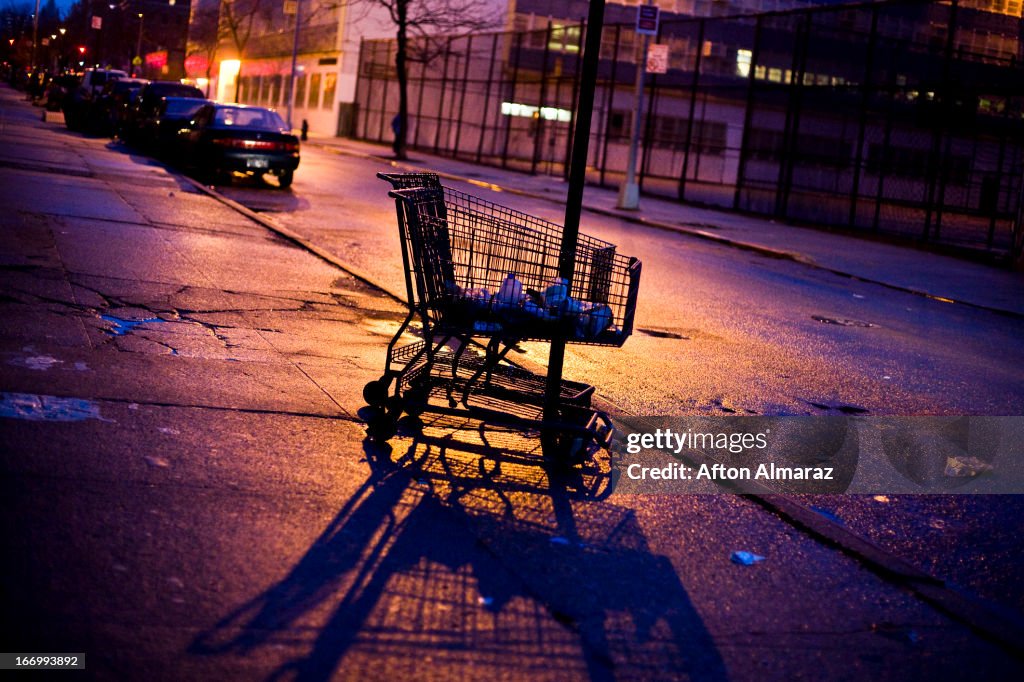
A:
[617,0,655,210]
[286,0,302,131]
[30,0,41,73]
[134,13,143,77]
[543,0,606,448]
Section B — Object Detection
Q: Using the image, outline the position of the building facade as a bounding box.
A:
[352,0,1024,260]
[185,0,509,135]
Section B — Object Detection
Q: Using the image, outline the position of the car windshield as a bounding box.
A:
[164,99,206,117]
[212,107,287,131]
[92,72,107,86]
[151,84,203,99]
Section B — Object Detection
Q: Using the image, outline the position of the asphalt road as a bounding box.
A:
[218,148,1024,419]
[2,84,1023,678]
[214,140,1024,612]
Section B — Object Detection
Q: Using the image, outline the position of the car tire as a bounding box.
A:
[277,169,294,189]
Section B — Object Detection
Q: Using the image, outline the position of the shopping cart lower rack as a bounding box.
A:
[363,172,641,462]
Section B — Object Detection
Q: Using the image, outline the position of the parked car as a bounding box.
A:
[63,68,128,132]
[43,73,80,112]
[178,104,300,188]
[152,96,212,157]
[122,81,205,146]
[92,77,149,137]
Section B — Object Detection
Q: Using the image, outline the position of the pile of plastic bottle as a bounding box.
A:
[456,273,613,338]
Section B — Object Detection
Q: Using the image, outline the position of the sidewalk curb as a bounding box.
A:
[179,174,409,306]
[306,140,1023,320]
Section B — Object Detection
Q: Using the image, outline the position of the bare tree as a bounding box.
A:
[186,0,221,94]
[357,0,501,159]
[218,0,275,100]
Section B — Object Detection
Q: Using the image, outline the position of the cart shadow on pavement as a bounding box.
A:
[188,414,728,680]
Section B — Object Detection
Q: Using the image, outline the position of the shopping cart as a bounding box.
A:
[364,172,641,461]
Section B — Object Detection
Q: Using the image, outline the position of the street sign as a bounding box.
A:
[91,16,102,30]
[132,56,142,66]
[646,43,668,74]
[283,0,297,14]
[636,5,659,36]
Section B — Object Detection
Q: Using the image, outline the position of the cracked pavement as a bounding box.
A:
[1,86,1022,680]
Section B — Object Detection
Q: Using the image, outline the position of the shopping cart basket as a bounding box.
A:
[364,172,641,461]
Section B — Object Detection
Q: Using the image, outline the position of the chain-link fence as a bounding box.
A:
[354,0,1024,262]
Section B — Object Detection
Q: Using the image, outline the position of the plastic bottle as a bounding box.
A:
[542,277,568,312]
[495,273,524,309]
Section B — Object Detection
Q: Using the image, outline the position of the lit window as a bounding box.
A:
[736,49,752,78]
[501,101,571,122]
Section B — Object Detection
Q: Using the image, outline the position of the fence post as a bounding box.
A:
[599,24,622,187]
[775,11,811,219]
[533,21,554,175]
[433,38,453,154]
[872,88,896,232]
[987,99,1011,249]
[678,18,705,202]
[733,15,764,211]
[848,5,879,229]
[413,46,428,148]
[453,34,473,159]
[932,0,963,240]
[476,32,500,164]
[923,0,959,241]
[501,31,525,170]
[639,17,664,191]
[376,42,390,141]
[354,37,367,139]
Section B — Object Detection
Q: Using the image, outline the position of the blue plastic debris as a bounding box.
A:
[100,315,164,336]
[730,551,765,566]
[0,393,105,422]
[810,506,843,524]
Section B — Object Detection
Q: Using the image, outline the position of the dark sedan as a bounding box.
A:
[179,104,300,188]
[152,97,212,157]
[122,81,205,146]
[92,77,149,136]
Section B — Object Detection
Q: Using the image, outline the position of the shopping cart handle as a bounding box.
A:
[621,257,642,339]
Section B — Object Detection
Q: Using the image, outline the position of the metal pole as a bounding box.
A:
[543,0,606,438]
[286,0,302,130]
[618,0,653,210]
[564,20,585,181]
[30,0,41,74]
[134,13,144,77]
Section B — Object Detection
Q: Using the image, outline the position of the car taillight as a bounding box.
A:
[211,138,299,152]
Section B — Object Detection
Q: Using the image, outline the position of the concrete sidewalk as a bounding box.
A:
[305,135,1024,317]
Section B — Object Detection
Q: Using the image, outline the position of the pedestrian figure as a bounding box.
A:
[391,113,403,157]
[300,119,309,141]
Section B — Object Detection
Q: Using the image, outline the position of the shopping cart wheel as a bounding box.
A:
[363,379,390,407]
[542,431,589,467]
[402,385,429,416]
[367,414,398,442]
